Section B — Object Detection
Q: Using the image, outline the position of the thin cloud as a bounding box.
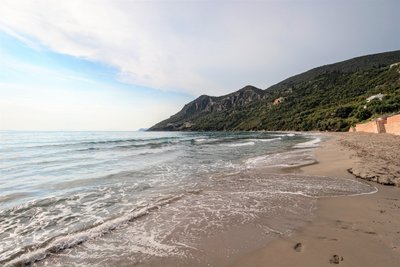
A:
[0,0,399,96]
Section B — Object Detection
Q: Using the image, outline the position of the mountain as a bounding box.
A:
[149,50,400,132]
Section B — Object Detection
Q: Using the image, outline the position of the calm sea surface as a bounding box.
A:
[0,131,375,266]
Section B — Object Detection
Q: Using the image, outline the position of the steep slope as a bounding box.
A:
[150,85,268,130]
[149,50,400,131]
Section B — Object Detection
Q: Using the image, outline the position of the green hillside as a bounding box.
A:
[149,50,400,132]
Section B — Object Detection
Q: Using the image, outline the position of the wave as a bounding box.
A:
[245,150,317,169]
[293,137,321,148]
[194,137,281,147]
[76,140,177,151]
[4,141,178,166]
[6,136,182,151]
[186,134,288,147]
[2,192,198,266]
[269,133,296,137]
[248,137,282,142]
[225,141,255,147]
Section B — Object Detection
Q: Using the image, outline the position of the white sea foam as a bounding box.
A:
[293,137,321,148]
[245,149,316,169]
[270,190,315,198]
[249,137,281,142]
[4,171,377,266]
[270,133,296,137]
[3,194,186,266]
[225,141,255,147]
[0,131,377,266]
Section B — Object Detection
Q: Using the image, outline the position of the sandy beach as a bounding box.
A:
[3,132,399,267]
[234,132,400,267]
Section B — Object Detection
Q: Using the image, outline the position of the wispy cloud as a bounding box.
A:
[0,30,191,131]
[1,0,399,96]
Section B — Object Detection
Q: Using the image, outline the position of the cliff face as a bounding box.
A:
[149,50,400,132]
[185,86,266,112]
[150,85,267,131]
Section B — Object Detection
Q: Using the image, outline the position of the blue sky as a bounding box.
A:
[1,0,399,130]
[0,29,191,130]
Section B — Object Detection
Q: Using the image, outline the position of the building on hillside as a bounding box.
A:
[272,97,285,105]
[366,93,385,103]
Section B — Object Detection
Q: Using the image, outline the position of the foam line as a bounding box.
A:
[3,194,185,266]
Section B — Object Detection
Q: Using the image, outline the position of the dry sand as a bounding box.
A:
[233,133,400,267]
[340,132,400,186]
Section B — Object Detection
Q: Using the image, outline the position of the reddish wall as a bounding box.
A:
[355,121,381,133]
[353,114,400,135]
[385,122,400,135]
[387,114,400,124]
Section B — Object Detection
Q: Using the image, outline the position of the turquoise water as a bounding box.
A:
[0,131,374,266]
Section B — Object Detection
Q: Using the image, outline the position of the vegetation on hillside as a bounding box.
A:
[255,65,400,131]
[150,51,400,132]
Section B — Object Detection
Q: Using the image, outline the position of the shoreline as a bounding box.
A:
[233,133,400,267]
[5,132,399,267]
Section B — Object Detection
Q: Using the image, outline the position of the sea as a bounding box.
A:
[0,131,376,266]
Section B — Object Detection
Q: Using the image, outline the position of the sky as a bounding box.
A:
[1,0,399,131]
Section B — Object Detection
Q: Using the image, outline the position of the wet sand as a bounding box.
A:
[233,133,400,267]
[24,132,400,267]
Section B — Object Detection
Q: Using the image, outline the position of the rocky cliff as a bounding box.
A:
[150,85,267,131]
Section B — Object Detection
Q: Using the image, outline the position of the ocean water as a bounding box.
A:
[0,131,375,266]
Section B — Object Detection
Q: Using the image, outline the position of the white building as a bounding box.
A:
[366,93,385,103]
